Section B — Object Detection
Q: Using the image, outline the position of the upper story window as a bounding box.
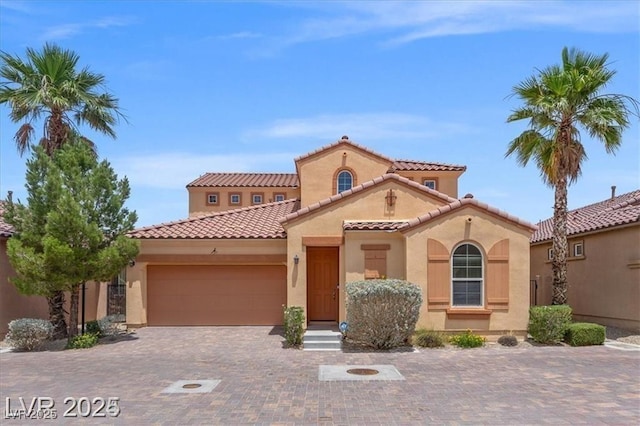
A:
[251,193,263,205]
[423,179,437,190]
[229,193,241,205]
[573,242,584,257]
[273,193,286,202]
[206,192,219,205]
[451,243,484,307]
[337,170,353,193]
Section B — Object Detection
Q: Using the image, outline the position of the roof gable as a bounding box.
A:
[279,173,457,225]
[129,199,298,239]
[531,189,640,243]
[400,198,537,233]
[294,136,394,167]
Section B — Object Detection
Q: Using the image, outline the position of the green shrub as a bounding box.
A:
[413,329,445,348]
[449,329,486,348]
[6,318,53,351]
[528,305,572,344]
[346,279,423,349]
[497,335,519,347]
[283,306,305,347]
[98,315,122,336]
[564,322,605,346]
[85,320,102,337]
[67,333,99,349]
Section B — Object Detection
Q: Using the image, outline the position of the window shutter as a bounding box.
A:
[427,239,450,308]
[364,250,387,279]
[486,239,509,309]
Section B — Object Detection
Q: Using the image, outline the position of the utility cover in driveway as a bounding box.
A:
[319,365,404,381]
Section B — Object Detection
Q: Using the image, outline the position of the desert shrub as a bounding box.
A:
[67,333,99,349]
[346,279,423,349]
[497,335,519,347]
[6,318,53,351]
[528,305,572,344]
[564,322,605,346]
[86,320,102,337]
[449,329,486,348]
[413,329,445,348]
[283,306,305,347]
[98,315,122,336]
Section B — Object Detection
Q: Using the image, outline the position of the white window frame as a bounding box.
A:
[573,242,584,257]
[548,248,554,260]
[337,170,353,193]
[451,242,484,307]
[423,179,437,190]
[274,194,285,202]
[230,193,241,205]
[252,194,263,204]
[207,193,218,204]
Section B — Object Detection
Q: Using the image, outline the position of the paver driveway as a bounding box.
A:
[1,327,639,425]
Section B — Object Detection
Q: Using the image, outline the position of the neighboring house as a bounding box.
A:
[530,188,640,332]
[127,136,536,335]
[0,201,105,337]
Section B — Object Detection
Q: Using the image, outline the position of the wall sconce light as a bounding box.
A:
[385,189,397,207]
[128,259,136,267]
[294,255,299,265]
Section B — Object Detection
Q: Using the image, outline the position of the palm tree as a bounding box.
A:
[506,47,638,305]
[0,43,125,338]
[0,42,125,156]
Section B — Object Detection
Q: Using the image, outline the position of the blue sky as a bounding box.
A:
[1,1,638,227]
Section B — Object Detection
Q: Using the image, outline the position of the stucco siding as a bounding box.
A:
[189,186,300,215]
[531,225,640,331]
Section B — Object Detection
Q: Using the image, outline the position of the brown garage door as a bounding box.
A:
[147,265,286,326]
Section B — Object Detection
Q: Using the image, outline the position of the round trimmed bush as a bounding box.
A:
[497,335,518,347]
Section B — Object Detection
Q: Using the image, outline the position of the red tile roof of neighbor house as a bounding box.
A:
[530,189,640,243]
[390,160,466,172]
[128,199,299,239]
[188,173,299,188]
[0,201,14,237]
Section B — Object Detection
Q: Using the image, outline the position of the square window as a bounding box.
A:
[252,194,263,205]
[274,193,286,202]
[230,193,241,205]
[573,242,583,257]
[206,193,219,205]
[423,179,437,190]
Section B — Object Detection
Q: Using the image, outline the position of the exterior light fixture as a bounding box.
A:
[385,189,397,207]
[294,255,299,265]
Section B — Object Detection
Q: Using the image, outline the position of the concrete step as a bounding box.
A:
[303,329,342,351]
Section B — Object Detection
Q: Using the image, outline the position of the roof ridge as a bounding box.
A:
[393,158,466,167]
[294,138,393,163]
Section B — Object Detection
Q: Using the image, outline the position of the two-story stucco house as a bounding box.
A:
[126,137,536,336]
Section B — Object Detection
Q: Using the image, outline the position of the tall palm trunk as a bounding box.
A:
[48,290,68,339]
[552,175,569,305]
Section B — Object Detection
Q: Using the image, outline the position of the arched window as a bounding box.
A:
[336,170,353,193]
[451,243,483,306]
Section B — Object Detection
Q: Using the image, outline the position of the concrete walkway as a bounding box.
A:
[1,327,639,424]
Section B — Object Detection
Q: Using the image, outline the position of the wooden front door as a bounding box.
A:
[307,247,339,321]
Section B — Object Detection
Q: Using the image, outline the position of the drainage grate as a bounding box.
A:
[346,368,379,376]
[162,380,221,394]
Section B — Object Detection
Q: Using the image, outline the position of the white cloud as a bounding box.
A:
[112,152,296,190]
[40,15,135,40]
[266,1,638,51]
[244,112,475,142]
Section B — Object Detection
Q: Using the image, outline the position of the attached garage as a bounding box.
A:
[147,265,286,326]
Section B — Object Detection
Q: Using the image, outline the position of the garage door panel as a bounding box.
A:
[147,265,286,326]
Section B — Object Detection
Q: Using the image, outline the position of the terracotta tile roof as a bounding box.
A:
[391,159,467,172]
[401,198,537,232]
[0,201,13,237]
[128,199,299,239]
[344,221,409,231]
[531,189,640,243]
[280,173,457,224]
[187,173,299,188]
[294,136,394,164]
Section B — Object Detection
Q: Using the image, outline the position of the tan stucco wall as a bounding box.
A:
[531,225,640,331]
[188,186,300,216]
[403,206,532,334]
[296,144,391,208]
[126,238,288,326]
[395,170,463,199]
